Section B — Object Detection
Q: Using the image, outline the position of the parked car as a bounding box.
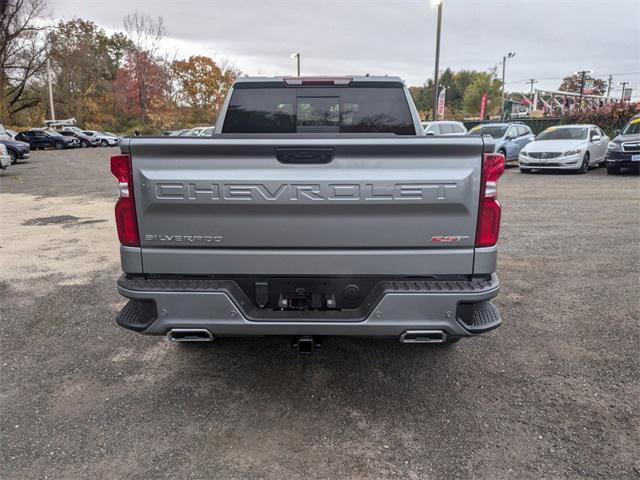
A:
[0,143,11,170]
[605,114,640,175]
[422,121,467,136]
[58,128,100,148]
[0,137,31,164]
[169,129,190,136]
[0,123,12,139]
[518,124,609,174]
[15,130,76,150]
[82,130,119,147]
[197,126,215,136]
[111,75,504,347]
[467,123,535,162]
[185,126,208,136]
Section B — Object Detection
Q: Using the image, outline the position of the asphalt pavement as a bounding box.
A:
[1,148,638,479]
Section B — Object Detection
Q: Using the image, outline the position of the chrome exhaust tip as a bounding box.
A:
[399,330,447,344]
[167,328,214,342]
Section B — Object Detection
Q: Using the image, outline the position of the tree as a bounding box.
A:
[410,69,502,119]
[0,0,49,121]
[122,12,165,123]
[559,73,606,95]
[172,55,238,124]
[463,72,502,118]
[48,19,132,126]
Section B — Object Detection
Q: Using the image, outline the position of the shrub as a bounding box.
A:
[561,102,639,136]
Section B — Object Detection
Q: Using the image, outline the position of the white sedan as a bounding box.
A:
[518,124,609,173]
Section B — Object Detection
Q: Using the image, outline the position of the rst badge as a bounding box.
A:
[430,235,470,243]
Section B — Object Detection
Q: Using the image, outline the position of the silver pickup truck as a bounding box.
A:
[112,76,504,349]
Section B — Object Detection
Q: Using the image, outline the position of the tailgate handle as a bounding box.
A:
[274,147,334,164]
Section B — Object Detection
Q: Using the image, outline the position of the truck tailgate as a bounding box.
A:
[127,136,484,275]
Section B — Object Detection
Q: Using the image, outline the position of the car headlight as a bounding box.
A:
[564,149,582,156]
[607,142,621,151]
[519,150,528,157]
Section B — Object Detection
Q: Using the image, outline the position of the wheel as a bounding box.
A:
[520,167,532,174]
[8,150,17,164]
[80,140,89,148]
[100,139,108,147]
[579,152,590,174]
[606,165,620,175]
[498,149,507,161]
[55,143,64,150]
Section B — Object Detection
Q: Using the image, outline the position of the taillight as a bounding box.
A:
[110,153,139,247]
[476,152,505,247]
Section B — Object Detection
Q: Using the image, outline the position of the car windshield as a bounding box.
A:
[467,125,507,138]
[621,118,640,135]
[537,127,588,141]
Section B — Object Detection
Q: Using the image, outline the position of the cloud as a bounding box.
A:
[51,0,640,96]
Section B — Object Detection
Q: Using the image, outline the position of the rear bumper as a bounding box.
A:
[115,274,501,338]
[0,154,10,169]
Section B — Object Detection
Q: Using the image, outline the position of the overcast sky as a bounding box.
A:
[51,0,639,98]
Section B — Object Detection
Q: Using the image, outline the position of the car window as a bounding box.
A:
[223,86,415,135]
[590,128,600,140]
[507,126,518,138]
[517,126,528,136]
[537,127,588,141]
[439,124,453,134]
[451,124,465,133]
[297,97,339,128]
[468,125,508,138]
[425,124,439,134]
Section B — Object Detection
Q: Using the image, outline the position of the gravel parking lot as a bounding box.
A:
[1,148,639,479]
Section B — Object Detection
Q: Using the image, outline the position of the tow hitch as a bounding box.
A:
[292,336,322,354]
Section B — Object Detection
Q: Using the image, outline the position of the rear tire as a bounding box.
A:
[55,143,64,150]
[8,150,17,164]
[81,140,89,148]
[498,149,507,161]
[101,139,108,147]
[579,152,590,174]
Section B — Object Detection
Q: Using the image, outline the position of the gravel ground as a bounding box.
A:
[1,148,639,479]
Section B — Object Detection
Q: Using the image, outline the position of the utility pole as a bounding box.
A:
[606,75,613,97]
[575,70,591,112]
[500,52,516,120]
[431,0,443,121]
[46,57,55,121]
[618,81,630,103]
[526,78,538,112]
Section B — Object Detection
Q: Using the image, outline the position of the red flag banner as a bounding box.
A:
[479,93,488,119]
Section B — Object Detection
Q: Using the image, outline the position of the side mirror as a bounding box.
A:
[591,135,601,142]
[425,131,436,136]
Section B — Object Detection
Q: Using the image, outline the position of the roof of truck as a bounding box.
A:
[233,75,405,88]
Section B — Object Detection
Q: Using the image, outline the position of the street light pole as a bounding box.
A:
[500,52,515,120]
[46,57,55,121]
[290,53,300,77]
[431,0,443,121]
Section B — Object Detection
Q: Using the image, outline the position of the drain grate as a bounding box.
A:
[23,215,80,226]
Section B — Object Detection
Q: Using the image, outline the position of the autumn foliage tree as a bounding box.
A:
[558,73,607,95]
[172,55,238,125]
[49,19,132,128]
